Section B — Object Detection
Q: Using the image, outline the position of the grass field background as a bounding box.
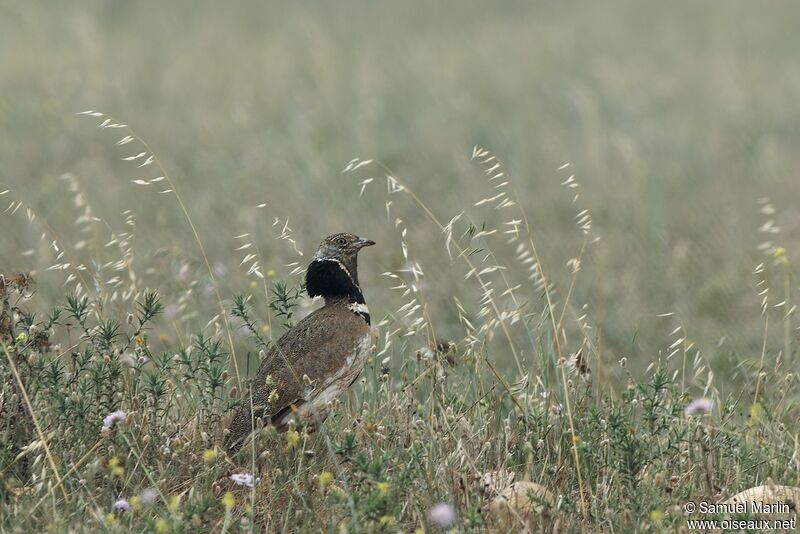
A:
[2,2,800,531]
[3,2,800,379]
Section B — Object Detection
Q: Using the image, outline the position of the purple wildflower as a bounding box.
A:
[102,410,128,430]
[112,499,131,511]
[429,503,456,528]
[164,303,179,320]
[685,397,713,416]
[213,261,228,278]
[203,283,215,296]
[229,472,254,488]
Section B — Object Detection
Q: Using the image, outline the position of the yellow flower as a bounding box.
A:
[572,435,582,446]
[749,402,764,424]
[267,269,276,279]
[154,518,169,534]
[650,509,664,523]
[221,491,235,510]
[15,332,27,344]
[167,494,180,512]
[268,389,279,405]
[379,515,396,526]
[286,430,300,449]
[377,481,389,496]
[203,449,217,465]
[135,335,145,346]
[108,457,124,477]
[130,495,141,511]
[104,513,116,526]
[319,471,333,489]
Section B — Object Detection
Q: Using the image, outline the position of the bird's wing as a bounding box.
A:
[225,307,368,452]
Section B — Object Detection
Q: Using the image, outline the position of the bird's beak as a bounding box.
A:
[356,237,376,249]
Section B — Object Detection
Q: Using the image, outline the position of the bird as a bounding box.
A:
[225,233,375,453]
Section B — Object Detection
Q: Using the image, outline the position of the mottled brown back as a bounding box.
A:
[226,298,370,452]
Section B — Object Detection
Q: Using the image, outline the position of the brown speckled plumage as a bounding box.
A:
[226,233,374,453]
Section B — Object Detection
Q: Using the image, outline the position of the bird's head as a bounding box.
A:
[306,233,375,301]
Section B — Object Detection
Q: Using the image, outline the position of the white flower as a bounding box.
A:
[429,503,456,528]
[102,410,128,430]
[229,472,254,488]
[139,488,157,506]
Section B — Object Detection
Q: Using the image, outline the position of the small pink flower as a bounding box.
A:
[429,502,456,528]
[686,398,713,416]
[112,499,131,511]
[102,410,128,430]
[229,472,254,488]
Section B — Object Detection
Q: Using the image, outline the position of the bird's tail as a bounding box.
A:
[224,404,253,454]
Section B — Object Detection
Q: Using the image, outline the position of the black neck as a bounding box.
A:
[305,259,365,304]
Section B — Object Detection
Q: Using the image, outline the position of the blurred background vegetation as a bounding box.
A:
[1,1,799,386]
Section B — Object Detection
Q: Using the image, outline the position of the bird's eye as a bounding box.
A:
[334,237,348,246]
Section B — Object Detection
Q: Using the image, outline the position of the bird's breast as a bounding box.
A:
[314,330,372,403]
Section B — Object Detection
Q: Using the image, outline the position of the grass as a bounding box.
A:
[2,1,800,372]
[1,1,799,531]
[1,129,798,530]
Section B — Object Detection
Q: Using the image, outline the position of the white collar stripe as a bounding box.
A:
[348,303,369,314]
